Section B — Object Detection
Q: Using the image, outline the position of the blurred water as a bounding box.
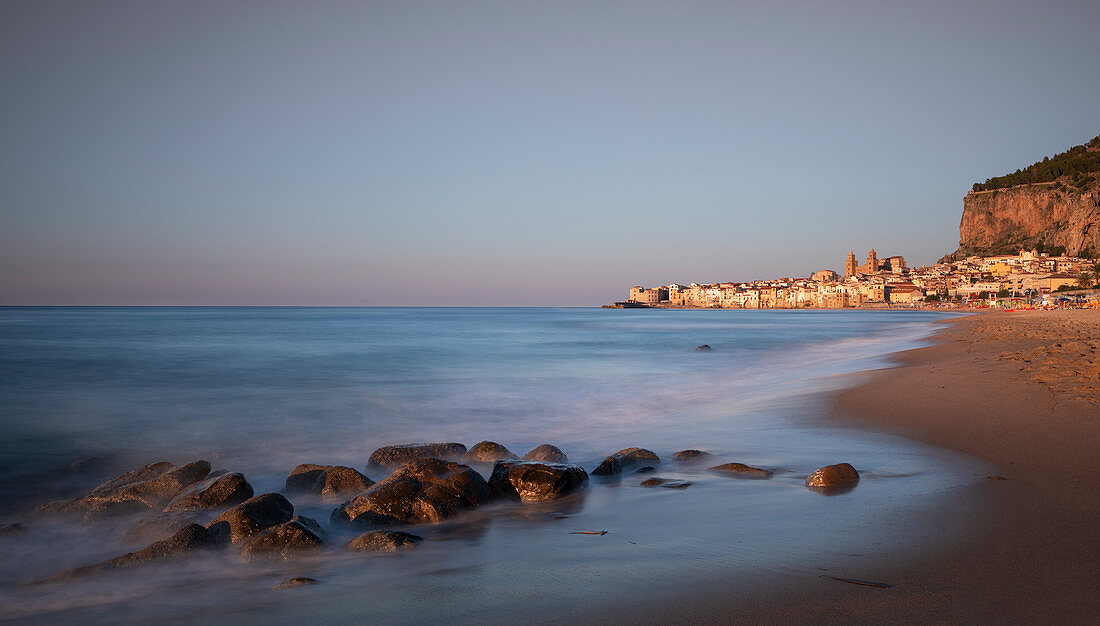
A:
[0,307,984,623]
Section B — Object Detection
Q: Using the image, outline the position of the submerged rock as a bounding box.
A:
[367,443,468,469]
[332,458,491,527]
[640,478,692,489]
[207,493,294,544]
[634,466,659,474]
[0,523,26,536]
[47,523,226,581]
[488,461,589,502]
[165,472,254,511]
[591,456,622,476]
[673,449,711,462]
[241,516,325,560]
[695,344,712,351]
[121,511,210,545]
[710,463,774,479]
[805,463,860,488]
[347,530,422,552]
[274,577,319,590]
[523,444,568,464]
[82,500,153,524]
[465,441,517,463]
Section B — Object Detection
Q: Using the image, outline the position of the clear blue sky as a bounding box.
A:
[2,0,1098,305]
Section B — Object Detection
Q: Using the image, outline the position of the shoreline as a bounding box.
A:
[626,309,1099,623]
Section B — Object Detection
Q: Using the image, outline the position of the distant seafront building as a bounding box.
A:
[617,246,1094,309]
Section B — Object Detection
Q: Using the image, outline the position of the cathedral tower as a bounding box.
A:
[845,250,857,277]
[867,248,878,273]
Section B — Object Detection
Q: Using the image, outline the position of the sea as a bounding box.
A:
[0,307,987,623]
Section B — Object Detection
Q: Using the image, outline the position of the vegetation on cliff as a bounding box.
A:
[971,134,1100,192]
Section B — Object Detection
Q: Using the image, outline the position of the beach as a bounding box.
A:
[635,309,1099,623]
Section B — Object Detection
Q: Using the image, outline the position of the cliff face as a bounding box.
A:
[948,181,1100,259]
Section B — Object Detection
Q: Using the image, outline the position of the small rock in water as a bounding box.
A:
[640,478,692,489]
[121,511,210,545]
[241,516,325,560]
[320,466,374,498]
[488,461,589,502]
[523,444,568,464]
[36,460,211,517]
[0,523,26,536]
[612,447,661,469]
[466,441,517,463]
[285,464,332,494]
[805,463,860,488]
[165,472,254,511]
[695,344,712,351]
[82,500,153,524]
[347,530,422,552]
[591,456,622,476]
[710,463,774,479]
[274,577,319,590]
[367,443,469,469]
[634,466,659,474]
[673,449,711,462]
[333,458,491,527]
[207,493,294,544]
[47,523,226,581]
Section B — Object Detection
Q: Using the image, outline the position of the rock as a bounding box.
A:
[673,449,711,462]
[523,444,568,464]
[466,441,517,463]
[640,478,692,489]
[367,443,468,469]
[320,466,374,499]
[113,460,212,508]
[612,447,661,468]
[488,461,589,502]
[164,472,254,511]
[332,458,491,527]
[274,577,319,590]
[695,344,712,351]
[710,462,773,479]
[347,530,422,552]
[285,464,332,494]
[241,517,325,560]
[82,499,153,524]
[805,463,860,488]
[207,493,294,543]
[121,511,210,545]
[47,523,225,580]
[0,523,26,536]
[591,456,622,476]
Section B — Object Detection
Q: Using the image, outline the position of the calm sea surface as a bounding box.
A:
[0,307,985,623]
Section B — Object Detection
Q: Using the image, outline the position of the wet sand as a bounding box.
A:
[607,309,1100,624]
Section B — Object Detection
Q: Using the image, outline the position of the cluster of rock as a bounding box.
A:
[15,441,859,586]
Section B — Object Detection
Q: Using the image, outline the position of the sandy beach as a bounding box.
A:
[635,309,1100,623]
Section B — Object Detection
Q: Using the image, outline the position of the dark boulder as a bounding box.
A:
[806,463,859,489]
[165,472,254,511]
[347,530,422,552]
[695,344,712,351]
[466,441,517,463]
[332,458,491,527]
[113,460,212,508]
[673,449,711,462]
[523,444,568,464]
[710,462,773,479]
[591,456,622,476]
[488,461,589,502]
[285,464,332,494]
[240,516,324,560]
[640,478,692,489]
[46,523,225,581]
[612,447,661,468]
[320,466,374,499]
[121,511,210,545]
[367,443,468,469]
[274,577,319,590]
[207,493,294,543]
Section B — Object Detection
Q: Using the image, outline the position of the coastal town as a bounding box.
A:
[613,248,1100,309]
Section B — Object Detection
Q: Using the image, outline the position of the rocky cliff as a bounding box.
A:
[946,181,1100,259]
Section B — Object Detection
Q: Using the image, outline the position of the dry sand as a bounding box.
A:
[615,309,1100,624]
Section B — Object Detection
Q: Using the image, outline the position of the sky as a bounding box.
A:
[2,0,1098,306]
